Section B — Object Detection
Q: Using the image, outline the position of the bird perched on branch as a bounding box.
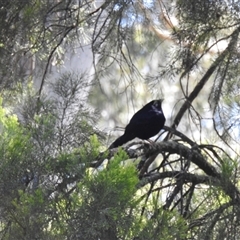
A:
[109,99,165,149]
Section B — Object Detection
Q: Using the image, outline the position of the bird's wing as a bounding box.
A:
[129,109,161,125]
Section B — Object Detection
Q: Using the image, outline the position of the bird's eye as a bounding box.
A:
[154,101,159,107]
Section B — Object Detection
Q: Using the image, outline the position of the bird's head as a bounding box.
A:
[153,99,164,109]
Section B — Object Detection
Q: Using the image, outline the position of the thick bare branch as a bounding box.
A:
[151,141,220,177]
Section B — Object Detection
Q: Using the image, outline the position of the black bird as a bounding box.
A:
[109,99,165,149]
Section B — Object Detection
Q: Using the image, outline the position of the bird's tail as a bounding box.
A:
[109,134,133,149]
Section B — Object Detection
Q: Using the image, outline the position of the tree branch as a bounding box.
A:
[169,27,240,132]
[152,141,220,177]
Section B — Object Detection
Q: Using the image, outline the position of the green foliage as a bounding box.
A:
[137,209,187,240]
[79,134,103,160]
[93,149,138,204]
[1,0,240,239]
[221,157,238,180]
[67,149,139,239]
[0,100,46,239]
[0,97,31,178]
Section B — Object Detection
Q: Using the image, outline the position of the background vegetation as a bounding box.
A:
[0,0,240,239]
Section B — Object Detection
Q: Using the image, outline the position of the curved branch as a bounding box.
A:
[169,26,240,133]
[152,141,220,177]
[137,171,211,189]
[189,201,233,229]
